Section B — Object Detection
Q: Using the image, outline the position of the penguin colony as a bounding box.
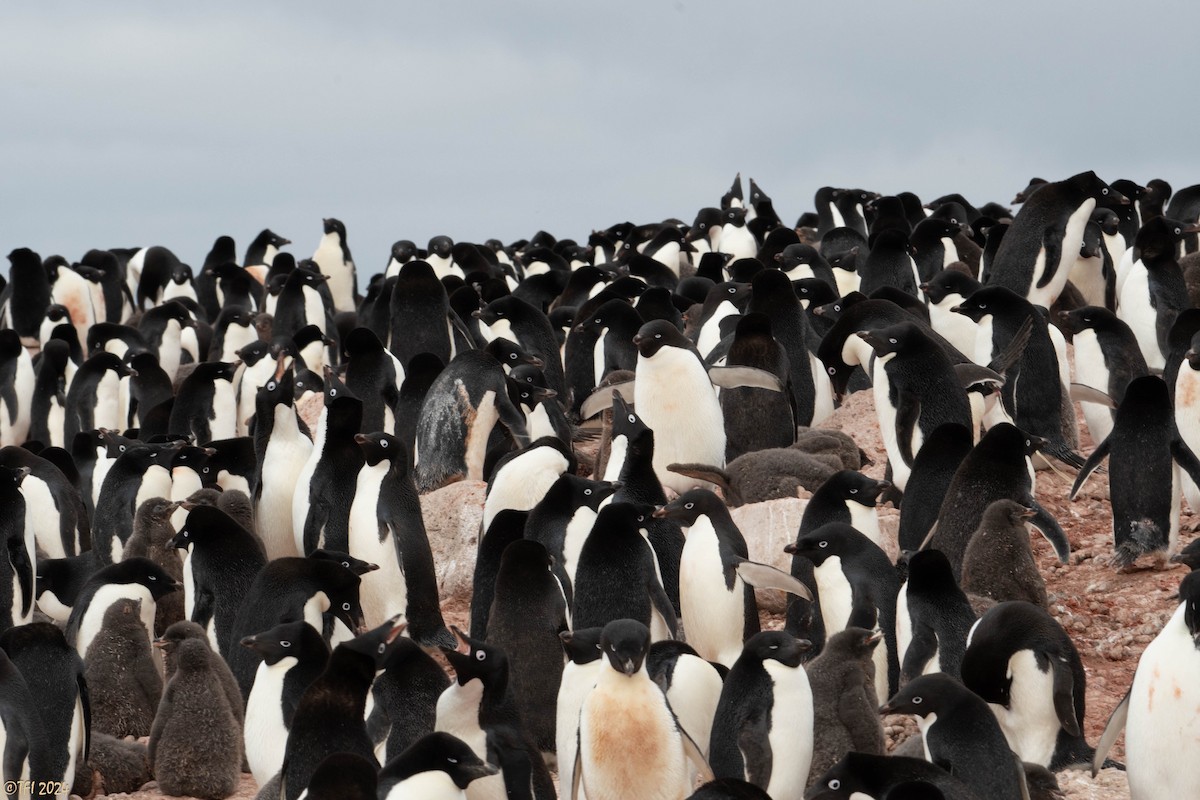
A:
[2,171,1200,800]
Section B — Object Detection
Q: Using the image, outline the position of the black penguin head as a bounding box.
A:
[1057,305,1119,335]
[807,752,896,800]
[811,292,865,324]
[949,285,1023,321]
[101,557,180,599]
[855,321,930,358]
[975,422,1045,459]
[310,549,380,576]
[1066,170,1126,205]
[703,281,752,312]
[322,217,347,238]
[557,473,620,511]
[169,504,249,550]
[632,319,692,359]
[685,208,723,243]
[1184,331,1200,372]
[1091,208,1121,237]
[257,366,295,409]
[879,672,962,717]
[390,240,418,262]
[353,432,406,468]
[824,471,891,507]
[793,278,837,308]
[240,619,328,666]
[775,243,821,270]
[742,630,810,668]
[593,501,656,535]
[427,235,455,259]
[322,365,355,406]
[1135,216,1200,262]
[340,613,406,668]
[1177,571,1200,641]
[317,564,366,635]
[44,304,71,324]
[0,465,29,495]
[385,732,498,790]
[559,627,605,665]
[441,626,508,687]
[483,337,543,369]
[904,549,962,597]
[293,363,323,399]
[600,618,651,676]
[653,488,725,526]
[609,390,648,439]
[919,267,980,305]
[506,374,556,409]
[784,522,867,566]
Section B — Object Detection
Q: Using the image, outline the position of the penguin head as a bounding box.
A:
[600,618,651,676]
[855,321,929,359]
[257,366,296,409]
[793,278,837,309]
[1012,177,1048,204]
[559,627,605,665]
[261,229,291,248]
[826,246,860,274]
[318,565,367,635]
[240,619,328,666]
[926,202,971,231]
[879,672,960,718]
[632,320,692,359]
[342,327,384,360]
[292,323,332,353]
[1170,538,1200,571]
[265,273,288,297]
[1135,216,1200,261]
[685,208,723,245]
[310,549,379,576]
[6,247,42,273]
[0,465,30,494]
[653,488,724,526]
[807,752,891,800]
[293,363,323,400]
[292,264,330,287]
[742,630,810,668]
[441,626,509,687]
[563,474,619,511]
[825,471,891,508]
[1066,171,1127,206]
[322,217,347,239]
[594,501,656,535]
[811,292,865,325]
[44,304,71,325]
[390,239,418,263]
[153,620,208,661]
[394,732,499,789]
[904,550,963,599]
[784,522,867,566]
[135,496,182,528]
[919,268,979,306]
[339,613,405,668]
[427,236,455,259]
[1091,208,1121,237]
[353,432,406,468]
[483,337,543,369]
[949,285,1023,322]
[704,281,753,312]
[980,498,1037,532]
[322,365,355,405]
[1178,572,1200,642]
[108,556,180,599]
[1184,331,1200,372]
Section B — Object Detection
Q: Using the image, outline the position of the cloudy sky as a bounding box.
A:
[5,2,1198,277]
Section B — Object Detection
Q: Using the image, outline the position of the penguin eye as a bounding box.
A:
[1176,227,1182,235]
[727,287,735,294]
[508,352,517,359]
[448,757,458,764]
[267,381,276,391]
[584,488,592,495]
[342,602,351,611]
[627,414,636,423]
[912,696,923,704]
[769,644,778,649]
[654,334,661,339]
[888,338,897,344]
[475,651,486,661]
[380,439,388,448]
[637,515,645,522]
[330,388,338,396]
[149,575,157,581]
[377,643,386,654]
[203,467,211,473]
[849,488,858,494]
[828,780,841,790]
[699,223,707,230]
[819,541,828,548]
[119,445,127,452]
[297,381,305,388]
[978,303,987,309]
[833,304,841,312]
[1025,439,1031,447]
[684,502,694,510]
[280,640,291,647]
[1102,187,1109,195]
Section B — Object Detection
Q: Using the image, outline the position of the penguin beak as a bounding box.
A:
[354,433,369,445]
[873,480,892,501]
[782,542,799,555]
[1019,506,1037,520]
[527,356,544,369]
[239,635,258,650]
[152,638,167,649]
[471,762,501,780]
[878,701,895,715]
[620,658,637,675]
[651,505,669,519]
[1185,224,1200,235]
[450,625,472,656]
[471,310,483,319]
[631,334,644,346]
[1169,553,1188,565]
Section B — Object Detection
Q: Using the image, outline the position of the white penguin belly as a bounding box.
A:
[666,653,723,761]
[1126,603,1200,798]
[77,583,154,659]
[435,681,504,800]
[1073,329,1115,445]
[1069,255,1107,307]
[527,403,555,441]
[1029,199,1094,308]
[170,468,202,530]
[929,297,976,360]
[349,464,406,630]
[636,348,725,496]
[813,557,853,639]
[809,351,835,426]
[481,447,568,531]
[848,501,881,548]
[1119,266,1166,369]
[182,546,196,621]
[895,581,912,666]
[36,589,72,624]
[384,771,465,800]
[763,659,814,797]
[293,412,327,554]
[679,516,744,666]
[697,302,737,359]
[562,506,598,586]
[208,380,237,441]
[258,414,311,560]
[988,649,1061,767]
[21,477,65,559]
[157,322,183,384]
[557,661,603,800]
[245,657,295,786]
[463,390,499,484]
[871,358,913,491]
[93,371,123,433]
[313,234,355,312]
[46,397,65,449]
[302,286,327,334]
[1176,366,1200,511]
[833,267,861,297]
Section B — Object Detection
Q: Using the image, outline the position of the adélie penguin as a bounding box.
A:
[310,217,357,314]
[377,732,498,800]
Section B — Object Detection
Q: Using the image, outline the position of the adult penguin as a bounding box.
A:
[1117,216,1199,369]
[1070,375,1200,569]
[29,338,72,448]
[271,263,333,348]
[987,170,1124,308]
[310,216,357,314]
[137,300,192,384]
[367,636,450,763]
[721,312,795,461]
[1058,305,1149,445]
[477,294,567,398]
[523,472,619,603]
[388,260,454,369]
[4,248,51,345]
[63,351,132,443]
[91,443,175,565]
[253,365,313,560]
[348,431,452,647]
[376,733,498,799]
[279,616,405,800]
[930,423,1070,579]
[859,229,921,298]
[0,444,89,560]
[896,549,976,681]
[747,267,818,426]
[343,327,405,434]
[168,360,239,444]
[293,370,364,555]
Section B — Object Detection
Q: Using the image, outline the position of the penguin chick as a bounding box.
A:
[149,638,242,800]
[87,733,153,794]
[85,597,162,738]
[961,499,1049,608]
[123,496,185,636]
[155,620,245,731]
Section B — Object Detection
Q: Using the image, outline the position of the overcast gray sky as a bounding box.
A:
[5,1,1198,277]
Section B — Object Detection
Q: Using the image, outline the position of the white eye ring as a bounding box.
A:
[849,488,858,494]
[913,696,923,704]
[627,414,636,423]
[281,640,291,647]
[828,779,840,790]
[827,366,836,375]
[342,602,351,611]
[684,502,694,510]
[654,334,661,339]
[267,381,276,391]
[448,757,458,764]
[819,541,828,548]
[330,388,338,396]
[888,338,897,344]
[119,445,127,452]
[1102,187,1109,195]
[380,440,389,448]
[584,488,592,495]
[377,643,386,654]
[149,575,157,581]
[979,303,987,309]
[475,651,486,661]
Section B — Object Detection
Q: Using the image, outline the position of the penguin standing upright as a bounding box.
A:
[1094,570,1200,797]
[91,444,175,564]
[859,230,921,298]
[253,366,313,560]
[343,327,405,434]
[388,261,454,370]
[367,636,449,763]
[123,497,185,635]
[721,313,795,461]
[280,617,406,800]
[1071,375,1200,568]
[311,217,357,314]
[961,499,1049,608]
[240,620,329,787]
[575,619,710,800]
[557,628,604,800]
[294,373,364,555]
[149,638,242,800]
[1117,216,1199,369]
[29,338,72,448]
[987,170,1124,308]
[5,248,52,346]
[63,352,131,444]
[1059,305,1148,445]
[0,330,34,448]
[896,549,976,681]
[747,268,819,425]
[169,361,239,444]
[633,321,726,496]
[0,645,52,791]
[524,472,618,601]
[82,597,162,738]
[709,631,814,797]
[348,431,451,646]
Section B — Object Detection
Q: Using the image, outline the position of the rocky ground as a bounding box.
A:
[92,389,1178,800]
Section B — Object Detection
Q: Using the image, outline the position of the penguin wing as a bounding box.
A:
[733,559,813,600]
[496,392,531,447]
[1035,225,1064,289]
[646,574,680,640]
[1028,499,1071,564]
[895,390,921,468]
[486,727,536,800]
[0,713,28,799]
[6,537,33,619]
[1068,383,1116,408]
[1170,436,1200,489]
[579,381,636,420]
[953,363,1004,390]
[191,587,215,629]
[1091,689,1129,777]
[987,315,1034,375]
[78,670,92,762]
[1050,653,1082,738]
[736,711,773,788]
[900,620,938,683]
[570,739,584,800]
[679,720,715,783]
[1069,438,1111,500]
[707,366,785,393]
[667,463,741,506]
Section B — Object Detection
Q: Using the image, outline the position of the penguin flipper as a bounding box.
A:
[579,381,636,420]
[679,722,715,783]
[737,713,773,788]
[1069,438,1111,500]
[646,572,679,639]
[900,621,938,683]
[1,724,28,800]
[1050,654,1083,737]
[707,365,785,393]
[953,363,1005,390]
[1069,383,1116,408]
[895,390,921,468]
[1035,226,1064,290]
[1169,436,1200,489]
[1092,689,1129,777]
[6,536,33,619]
[496,394,531,448]
[78,670,92,762]
[988,315,1034,375]
[733,559,813,600]
[667,463,742,507]
[1028,499,1071,564]
[191,588,215,629]
[570,743,583,800]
